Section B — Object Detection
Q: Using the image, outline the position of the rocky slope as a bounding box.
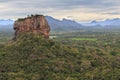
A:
[13,15,50,39]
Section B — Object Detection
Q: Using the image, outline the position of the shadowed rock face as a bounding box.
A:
[14,15,50,39]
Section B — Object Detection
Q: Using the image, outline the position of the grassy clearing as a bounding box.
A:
[71,38,97,41]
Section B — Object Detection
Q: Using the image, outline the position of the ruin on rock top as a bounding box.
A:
[13,15,50,40]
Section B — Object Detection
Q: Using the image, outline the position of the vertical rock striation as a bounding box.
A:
[13,15,50,40]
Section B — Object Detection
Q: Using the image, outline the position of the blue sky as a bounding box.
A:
[0,0,120,21]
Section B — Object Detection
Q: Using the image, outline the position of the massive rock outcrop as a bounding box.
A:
[13,15,50,40]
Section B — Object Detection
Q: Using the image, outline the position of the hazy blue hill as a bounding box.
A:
[45,16,62,30]
[83,18,120,27]
[0,19,14,30]
[45,16,82,31]
[0,19,14,25]
[0,17,120,31]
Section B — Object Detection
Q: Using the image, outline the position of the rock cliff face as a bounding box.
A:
[13,15,50,40]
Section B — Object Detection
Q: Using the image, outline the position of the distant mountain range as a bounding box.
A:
[0,19,14,25]
[45,16,83,30]
[0,19,14,29]
[0,16,120,30]
[82,18,120,26]
[46,16,120,30]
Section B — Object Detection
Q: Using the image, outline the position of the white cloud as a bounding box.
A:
[0,0,120,21]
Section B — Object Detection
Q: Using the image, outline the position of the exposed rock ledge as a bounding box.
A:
[13,15,50,40]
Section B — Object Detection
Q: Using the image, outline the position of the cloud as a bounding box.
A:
[0,0,120,21]
[103,12,120,15]
[0,0,119,9]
